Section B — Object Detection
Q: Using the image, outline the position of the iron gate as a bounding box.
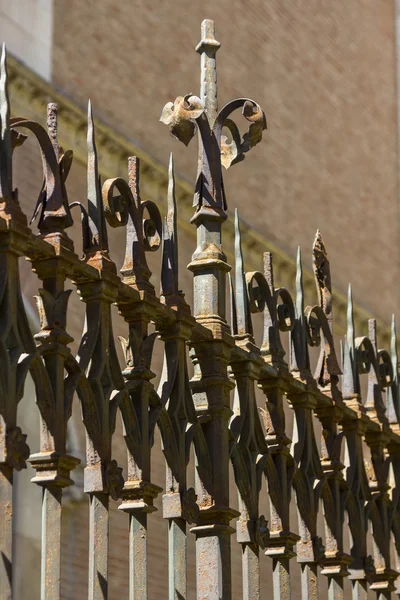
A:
[0,18,399,600]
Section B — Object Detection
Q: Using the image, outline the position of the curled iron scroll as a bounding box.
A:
[305,305,341,378]
[245,270,271,314]
[355,336,393,396]
[245,270,295,331]
[214,98,267,169]
[102,177,162,252]
[275,287,295,332]
[10,117,72,230]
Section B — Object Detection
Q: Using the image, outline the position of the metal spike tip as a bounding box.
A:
[168,152,175,208]
[391,314,397,353]
[1,43,7,87]
[346,283,354,332]
[296,246,303,279]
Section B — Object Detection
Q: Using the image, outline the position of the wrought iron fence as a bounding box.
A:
[0,18,399,600]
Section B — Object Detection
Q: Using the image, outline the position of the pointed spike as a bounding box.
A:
[290,245,309,373]
[234,209,249,336]
[167,152,178,283]
[340,339,344,372]
[228,272,238,335]
[87,100,108,252]
[295,246,304,318]
[160,215,172,297]
[342,333,357,398]
[388,314,400,423]
[391,315,397,351]
[0,42,12,198]
[343,285,357,396]
[391,314,398,382]
[347,284,355,347]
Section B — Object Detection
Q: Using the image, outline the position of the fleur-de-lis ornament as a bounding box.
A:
[160,19,266,219]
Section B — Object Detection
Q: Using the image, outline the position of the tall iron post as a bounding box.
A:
[187,21,236,599]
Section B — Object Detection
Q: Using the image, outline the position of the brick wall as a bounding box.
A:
[53,0,399,323]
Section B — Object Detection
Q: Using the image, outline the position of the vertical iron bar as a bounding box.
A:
[0,464,12,600]
[129,512,147,600]
[169,518,186,600]
[195,530,232,599]
[328,576,344,600]
[41,486,62,600]
[89,492,109,600]
[273,557,291,600]
[377,592,392,600]
[301,564,318,600]
[351,580,368,600]
[242,543,260,600]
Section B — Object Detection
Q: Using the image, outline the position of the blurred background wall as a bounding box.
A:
[2,0,400,597]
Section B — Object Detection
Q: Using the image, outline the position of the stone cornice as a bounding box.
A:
[7,54,391,345]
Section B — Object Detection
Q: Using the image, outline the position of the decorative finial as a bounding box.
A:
[0,43,12,199]
[195,19,221,125]
[87,100,108,253]
[167,153,178,278]
[160,20,266,216]
[387,314,399,423]
[342,283,357,397]
[290,246,309,373]
[161,154,179,299]
[295,246,304,320]
[234,209,251,337]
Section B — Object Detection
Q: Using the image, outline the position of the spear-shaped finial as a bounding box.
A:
[342,283,358,397]
[290,246,309,373]
[387,315,399,423]
[234,209,251,337]
[87,100,108,253]
[295,246,304,320]
[0,43,12,199]
[167,153,178,279]
[195,19,220,125]
[161,153,179,298]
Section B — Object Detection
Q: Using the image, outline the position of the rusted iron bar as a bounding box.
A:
[41,487,62,598]
[0,465,12,600]
[89,493,109,600]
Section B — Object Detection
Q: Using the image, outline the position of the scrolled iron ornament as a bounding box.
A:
[216,98,267,169]
[305,305,341,377]
[161,20,266,214]
[102,176,162,252]
[5,426,29,471]
[11,108,74,235]
[101,176,131,228]
[160,94,204,146]
[245,270,271,314]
